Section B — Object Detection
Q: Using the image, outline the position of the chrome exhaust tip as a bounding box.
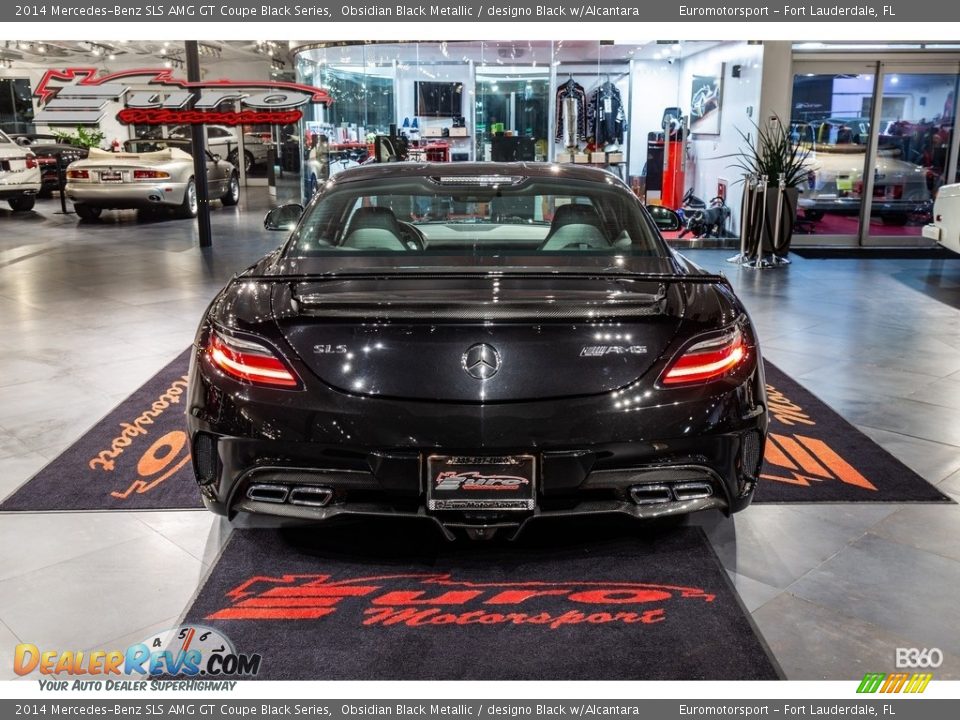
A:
[672,481,714,501]
[246,484,289,504]
[288,486,334,508]
[629,484,673,505]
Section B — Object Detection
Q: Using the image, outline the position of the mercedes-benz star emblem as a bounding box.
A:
[462,343,501,380]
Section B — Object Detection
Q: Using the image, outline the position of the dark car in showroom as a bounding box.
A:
[10,134,88,198]
[186,162,768,540]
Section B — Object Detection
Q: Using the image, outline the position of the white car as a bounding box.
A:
[169,125,269,174]
[795,119,932,226]
[923,183,960,254]
[0,129,42,212]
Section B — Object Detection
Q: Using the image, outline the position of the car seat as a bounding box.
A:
[342,206,407,250]
[540,203,609,250]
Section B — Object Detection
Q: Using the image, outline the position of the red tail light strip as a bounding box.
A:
[207,332,298,388]
[661,330,747,386]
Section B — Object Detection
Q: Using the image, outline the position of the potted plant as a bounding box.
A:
[50,126,106,150]
[730,117,812,259]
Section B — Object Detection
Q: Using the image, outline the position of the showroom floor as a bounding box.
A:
[1,189,960,680]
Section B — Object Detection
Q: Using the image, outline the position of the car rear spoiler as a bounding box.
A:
[241,271,731,286]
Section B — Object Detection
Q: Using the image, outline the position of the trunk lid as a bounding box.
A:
[274,274,687,402]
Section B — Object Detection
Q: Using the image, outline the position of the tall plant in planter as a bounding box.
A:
[731,117,812,258]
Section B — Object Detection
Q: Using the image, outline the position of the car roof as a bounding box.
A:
[329,161,627,187]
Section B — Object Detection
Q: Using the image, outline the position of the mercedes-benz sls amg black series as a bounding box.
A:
[186,162,768,540]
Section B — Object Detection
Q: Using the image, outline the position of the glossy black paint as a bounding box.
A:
[186,162,768,537]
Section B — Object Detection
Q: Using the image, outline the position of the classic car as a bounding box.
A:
[169,125,270,174]
[64,139,239,220]
[795,118,933,226]
[186,162,768,540]
[0,129,41,212]
[10,134,88,198]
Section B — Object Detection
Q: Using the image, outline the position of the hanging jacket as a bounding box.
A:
[555,80,588,144]
[589,83,626,146]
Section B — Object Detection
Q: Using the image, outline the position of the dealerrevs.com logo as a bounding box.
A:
[14,625,262,688]
[205,573,716,629]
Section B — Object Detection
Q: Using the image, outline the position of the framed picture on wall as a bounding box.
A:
[690,67,724,135]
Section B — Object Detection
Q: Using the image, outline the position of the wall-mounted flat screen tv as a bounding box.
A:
[415,81,464,117]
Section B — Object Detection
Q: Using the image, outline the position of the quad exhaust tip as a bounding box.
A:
[246,483,333,508]
[629,480,714,505]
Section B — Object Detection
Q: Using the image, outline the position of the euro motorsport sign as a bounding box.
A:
[33,68,332,126]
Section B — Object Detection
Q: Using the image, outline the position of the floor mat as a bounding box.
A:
[755,364,950,503]
[0,349,202,511]
[179,522,781,680]
[2,353,948,511]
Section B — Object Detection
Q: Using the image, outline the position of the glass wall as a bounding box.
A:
[0,78,35,134]
[791,58,960,245]
[791,71,874,238]
[292,39,763,238]
[868,72,957,237]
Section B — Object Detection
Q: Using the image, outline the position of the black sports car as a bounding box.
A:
[187,162,767,540]
[10,134,88,198]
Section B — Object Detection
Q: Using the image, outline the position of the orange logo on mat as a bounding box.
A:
[87,375,192,500]
[761,383,877,492]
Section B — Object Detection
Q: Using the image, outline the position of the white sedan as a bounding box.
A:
[0,129,41,212]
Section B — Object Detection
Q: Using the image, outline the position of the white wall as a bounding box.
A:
[627,60,681,177]
[679,42,764,234]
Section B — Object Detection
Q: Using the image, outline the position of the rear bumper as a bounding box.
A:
[0,184,40,200]
[187,351,767,537]
[66,182,186,209]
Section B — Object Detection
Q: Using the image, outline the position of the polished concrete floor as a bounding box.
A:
[1,191,960,681]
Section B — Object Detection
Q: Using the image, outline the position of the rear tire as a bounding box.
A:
[179,178,198,218]
[37,188,53,200]
[8,196,35,212]
[74,204,101,221]
[221,173,240,206]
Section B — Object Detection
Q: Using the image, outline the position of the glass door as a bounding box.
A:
[791,61,879,244]
[863,65,960,244]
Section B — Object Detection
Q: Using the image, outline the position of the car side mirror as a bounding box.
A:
[646,205,682,232]
[264,203,303,231]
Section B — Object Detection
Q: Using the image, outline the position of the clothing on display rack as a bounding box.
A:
[589,79,626,147]
[554,77,587,145]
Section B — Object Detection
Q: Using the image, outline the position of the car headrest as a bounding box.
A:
[345,206,403,238]
[549,203,603,232]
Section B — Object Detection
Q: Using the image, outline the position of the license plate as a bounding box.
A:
[100,171,122,182]
[426,455,535,511]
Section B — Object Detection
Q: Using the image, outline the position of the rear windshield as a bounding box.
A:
[284,174,664,258]
[123,140,191,153]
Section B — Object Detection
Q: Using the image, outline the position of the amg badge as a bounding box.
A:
[580,345,648,357]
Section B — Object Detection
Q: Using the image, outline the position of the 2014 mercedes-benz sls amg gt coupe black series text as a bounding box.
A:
[187,162,768,539]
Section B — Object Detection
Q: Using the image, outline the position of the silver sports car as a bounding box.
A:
[65,139,239,220]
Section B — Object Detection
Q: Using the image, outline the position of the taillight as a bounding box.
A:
[206,330,299,388]
[67,169,89,179]
[25,153,37,169]
[661,328,747,386]
[133,170,171,179]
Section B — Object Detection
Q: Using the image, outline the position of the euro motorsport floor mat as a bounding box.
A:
[178,522,782,680]
[0,348,202,511]
[0,352,948,511]
[753,364,950,503]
